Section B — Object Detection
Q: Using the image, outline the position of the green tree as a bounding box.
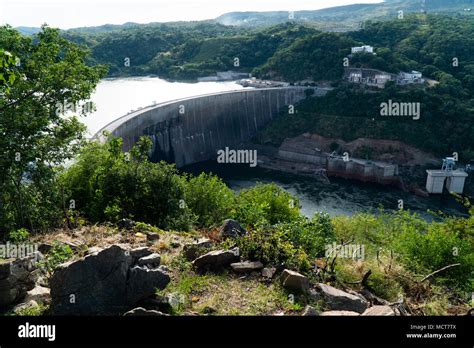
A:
[0,25,107,233]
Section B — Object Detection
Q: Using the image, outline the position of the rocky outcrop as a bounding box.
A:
[0,252,43,307]
[316,283,369,314]
[192,248,240,271]
[230,261,264,273]
[281,269,310,293]
[50,245,170,315]
[218,220,248,239]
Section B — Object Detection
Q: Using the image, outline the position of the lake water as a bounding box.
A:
[81,76,246,137]
[83,77,467,218]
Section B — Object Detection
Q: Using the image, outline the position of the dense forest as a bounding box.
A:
[62,15,474,90]
[58,14,474,159]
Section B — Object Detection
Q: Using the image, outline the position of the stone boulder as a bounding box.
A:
[50,245,170,315]
[24,285,51,304]
[361,305,396,316]
[230,261,264,273]
[135,295,173,313]
[262,267,277,279]
[13,300,39,314]
[129,247,153,262]
[192,248,240,272]
[302,305,319,316]
[281,269,310,293]
[316,283,369,314]
[126,266,170,305]
[0,252,43,307]
[117,218,136,230]
[183,238,212,261]
[218,219,247,239]
[137,253,161,268]
[145,232,160,243]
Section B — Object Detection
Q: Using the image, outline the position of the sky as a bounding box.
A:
[0,0,383,29]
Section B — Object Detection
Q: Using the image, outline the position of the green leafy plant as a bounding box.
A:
[40,241,74,273]
[7,228,30,243]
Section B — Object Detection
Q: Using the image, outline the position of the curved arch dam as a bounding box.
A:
[96,87,330,168]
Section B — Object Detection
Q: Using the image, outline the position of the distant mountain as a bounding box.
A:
[16,26,42,35]
[215,0,474,28]
[14,0,474,35]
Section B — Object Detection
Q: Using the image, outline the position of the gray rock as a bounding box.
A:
[137,253,161,268]
[145,232,160,243]
[230,261,264,273]
[50,245,170,315]
[316,283,369,314]
[117,218,135,230]
[218,219,247,239]
[362,305,396,316]
[24,285,50,304]
[50,245,132,315]
[302,305,319,316]
[136,295,172,313]
[192,248,240,271]
[320,310,360,316]
[262,267,277,279]
[123,307,167,316]
[0,252,43,307]
[129,247,153,262]
[13,300,39,314]
[126,266,170,304]
[281,269,310,293]
[183,238,212,261]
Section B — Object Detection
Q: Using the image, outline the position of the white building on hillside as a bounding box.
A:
[397,70,424,85]
[351,45,375,54]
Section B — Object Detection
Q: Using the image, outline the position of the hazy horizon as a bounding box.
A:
[0,0,384,29]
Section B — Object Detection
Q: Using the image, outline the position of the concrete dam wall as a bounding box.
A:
[97,87,329,168]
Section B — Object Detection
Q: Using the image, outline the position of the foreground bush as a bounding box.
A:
[231,183,300,227]
[62,137,196,231]
[184,173,235,228]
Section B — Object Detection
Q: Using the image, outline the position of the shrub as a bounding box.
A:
[40,241,73,273]
[392,216,474,291]
[276,213,335,259]
[7,228,30,243]
[232,183,300,227]
[184,173,235,227]
[62,136,196,231]
[235,225,311,272]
